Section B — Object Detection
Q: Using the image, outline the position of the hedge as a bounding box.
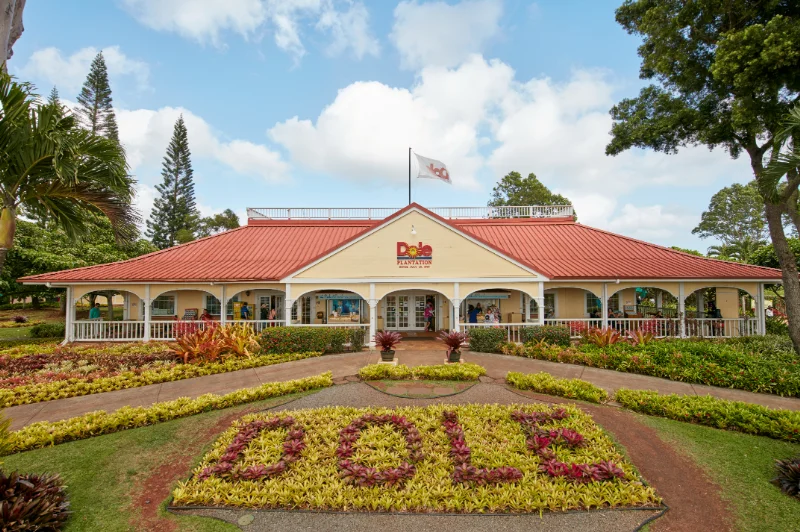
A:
[506,371,609,404]
[4,373,334,454]
[520,325,571,347]
[358,363,486,381]
[467,327,507,353]
[614,388,800,442]
[29,323,66,338]
[259,327,365,354]
[0,352,321,408]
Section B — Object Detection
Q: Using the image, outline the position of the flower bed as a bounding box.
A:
[4,373,333,454]
[614,389,800,443]
[0,350,321,407]
[506,372,609,404]
[505,338,800,397]
[0,320,44,329]
[172,404,659,513]
[358,363,486,381]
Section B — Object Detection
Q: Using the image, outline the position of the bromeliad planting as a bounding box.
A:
[506,372,610,404]
[172,403,659,513]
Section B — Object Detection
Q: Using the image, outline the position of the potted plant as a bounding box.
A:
[374,330,402,362]
[439,330,469,363]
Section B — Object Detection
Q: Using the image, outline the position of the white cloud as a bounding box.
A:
[121,0,379,60]
[391,0,502,69]
[599,202,697,243]
[269,55,513,190]
[117,106,288,183]
[18,46,150,94]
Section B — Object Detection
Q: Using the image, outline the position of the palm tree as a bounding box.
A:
[706,237,764,263]
[0,73,139,272]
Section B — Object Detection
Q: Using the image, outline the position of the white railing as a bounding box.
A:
[684,318,759,338]
[544,319,603,338]
[607,318,681,338]
[236,320,286,334]
[73,320,146,341]
[463,323,528,343]
[246,205,574,220]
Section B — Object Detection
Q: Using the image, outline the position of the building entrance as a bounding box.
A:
[384,292,439,331]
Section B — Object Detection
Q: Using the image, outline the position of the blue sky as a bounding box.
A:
[12,0,752,250]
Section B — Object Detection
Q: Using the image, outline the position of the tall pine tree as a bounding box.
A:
[46,86,64,117]
[146,116,199,249]
[75,52,119,141]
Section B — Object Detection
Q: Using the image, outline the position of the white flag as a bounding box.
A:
[415,153,451,184]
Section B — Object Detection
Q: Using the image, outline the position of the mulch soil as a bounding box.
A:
[510,388,734,531]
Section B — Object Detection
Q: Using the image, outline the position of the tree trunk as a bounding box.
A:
[31,295,39,309]
[764,201,800,350]
[59,290,66,316]
[0,0,24,69]
[0,205,15,275]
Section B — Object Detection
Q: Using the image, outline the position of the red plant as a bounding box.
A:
[373,330,402,352]
[439,330,469,354]
[568,321,589,337]
[585,327,622,347]
[336,413,424,487]
[197,416,304,481]
[12,315,28,324]
[626,329,655,347]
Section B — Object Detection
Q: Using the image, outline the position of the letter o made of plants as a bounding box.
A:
[197,416,306,481]
[336,413,424,487]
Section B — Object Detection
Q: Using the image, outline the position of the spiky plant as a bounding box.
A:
[772,455,800,499]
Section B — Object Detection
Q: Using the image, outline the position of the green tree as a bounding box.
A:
[146,116,199,249]
[1,218,156,311]
[489,171,575,215]
[196,209,240,238]
[75,52,119,142]
[706,237,763,263]
[605,1,800,352]
[692,182,768,249]
[670,246,703,257]
[0,72,138,275]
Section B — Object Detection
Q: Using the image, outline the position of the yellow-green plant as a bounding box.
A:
[172,403,659,513]
[0,351,321,408]
[358,363,486,381]
[5,373,333,454]
[506,372,609,404]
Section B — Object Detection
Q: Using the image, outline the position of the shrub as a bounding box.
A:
[260,327,364,354]
[12,315,27,324]
[585,327,622,347]
[468,328,507,353]
[0,471,70,530]
[373,330,402,351]
[358,363,486,381]
[5,373,333,454]
[626,330,654,347]
[520,325,571,347]
[506,372,609,404]
[29,322,66,338]
[0,413,9,460]
[771,456,800,499]
[766,316,789,336]
[614,389,800,442]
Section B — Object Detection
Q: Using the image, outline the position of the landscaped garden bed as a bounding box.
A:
[0,341,321,407]
[358,363,486,381]
[506,371,609,404]
[500,335,800,397]
[172,403,659,513]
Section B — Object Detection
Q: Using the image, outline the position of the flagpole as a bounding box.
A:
[408,147,411,205]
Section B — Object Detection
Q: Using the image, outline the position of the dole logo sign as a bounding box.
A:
[397,241,433,269]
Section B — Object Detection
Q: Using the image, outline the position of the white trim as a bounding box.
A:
[678,282,685,338]
[601,283,608,329]
[143,284,151,342]
[280,207,550,281]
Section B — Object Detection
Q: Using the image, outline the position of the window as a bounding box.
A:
[529,293,556,319]
[585,293,619,316]
[204,295,239,316]
[151,295,176,316]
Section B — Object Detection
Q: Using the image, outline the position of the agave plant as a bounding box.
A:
[771,455,800,499]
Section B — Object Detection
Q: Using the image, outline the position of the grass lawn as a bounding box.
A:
[639,415,800,531]
[1,390,319,532]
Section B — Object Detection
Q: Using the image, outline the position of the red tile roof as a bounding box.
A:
[20,204,782,283]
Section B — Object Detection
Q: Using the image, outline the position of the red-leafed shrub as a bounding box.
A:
[439,331,469,354]
[373,330,402,352]
[585,327,622,347]
[0,471,70,530]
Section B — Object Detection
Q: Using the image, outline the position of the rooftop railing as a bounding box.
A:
[246,205,574,220]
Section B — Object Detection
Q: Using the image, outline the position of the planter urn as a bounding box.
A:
[381,349,395,362]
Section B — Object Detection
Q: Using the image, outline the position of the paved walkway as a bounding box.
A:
[5,350,800,430]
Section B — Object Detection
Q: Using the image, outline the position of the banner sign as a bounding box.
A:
[466,293,510,300]
[397,241,433,269]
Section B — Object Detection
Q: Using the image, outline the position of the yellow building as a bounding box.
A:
[20,204,781,344]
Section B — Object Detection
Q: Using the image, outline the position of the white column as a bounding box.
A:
[368,283,377,348]
[452,282,461,332]
[655,291,663,310]
[601,283,609,329]
[63,286,73,344]
[538,281,545,326]
[678,282,686,338]
[143,284,151,341]
[757,282,766,335]
[284,283,293,326]
[220,285,227,326]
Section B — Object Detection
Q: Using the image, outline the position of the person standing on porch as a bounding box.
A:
[89,303,101,320]
[260,302,268,320]
[269,306,277,323]
[241,302,251,320]
[424,302,434,332]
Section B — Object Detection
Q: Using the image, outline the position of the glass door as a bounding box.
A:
[397,296,410,328]
[414,295,427,328]
[385,296,397,328]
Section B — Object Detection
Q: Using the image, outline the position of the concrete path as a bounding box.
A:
[5,350,800,430]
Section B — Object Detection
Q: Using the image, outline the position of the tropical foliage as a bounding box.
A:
[259,326,365,354]
[506,371,609,404]
[173,404,658,512]
[771,456,800,499]
[358,363,486,381]
[4,373,333,454]
[614,389,800,443]
[0,471,70,530]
